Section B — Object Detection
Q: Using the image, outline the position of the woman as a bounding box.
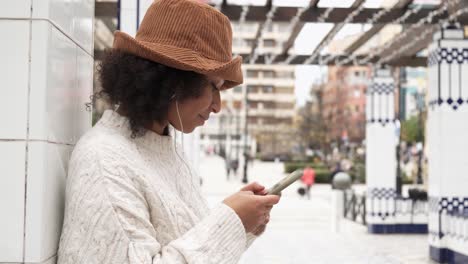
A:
[57,0,280,263]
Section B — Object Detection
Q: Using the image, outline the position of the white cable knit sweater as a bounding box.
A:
[57,110,254,263]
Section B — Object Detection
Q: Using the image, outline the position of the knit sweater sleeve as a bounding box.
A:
[58,149,247,264]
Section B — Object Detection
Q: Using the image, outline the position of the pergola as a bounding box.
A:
[95,0,468,67]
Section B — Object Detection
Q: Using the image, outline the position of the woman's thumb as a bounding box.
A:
[240,181,265,192]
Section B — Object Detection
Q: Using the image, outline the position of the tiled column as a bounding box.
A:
[427,26,468,263]
[0,1,93,263]
[365,68,398,233]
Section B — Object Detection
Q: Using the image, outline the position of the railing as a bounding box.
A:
[343,189,429,227]
[343,190,366,225]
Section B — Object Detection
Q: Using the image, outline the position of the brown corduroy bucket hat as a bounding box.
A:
[113,0,243,90]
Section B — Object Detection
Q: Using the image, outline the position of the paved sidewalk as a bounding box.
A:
[199,155,435,264]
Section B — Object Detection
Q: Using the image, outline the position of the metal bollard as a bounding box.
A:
[331,190,344,233]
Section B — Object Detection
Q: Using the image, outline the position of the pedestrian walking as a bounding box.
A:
[225,157,232,180]
[57,1,281,263]
[301,166,316,199]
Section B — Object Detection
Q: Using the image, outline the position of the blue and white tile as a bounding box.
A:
[24,142,72,262]
[0,20,30,140]
[29,21,77,145]
[0,141,26,262]
[0,0,31,18]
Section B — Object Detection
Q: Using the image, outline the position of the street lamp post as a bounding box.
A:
[396,68,404,195]
[416,92,425,185]
[242,85,249,184]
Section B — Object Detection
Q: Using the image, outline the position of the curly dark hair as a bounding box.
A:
[97,50,209,137]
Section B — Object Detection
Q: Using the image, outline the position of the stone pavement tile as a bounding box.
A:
[199,156,434,264]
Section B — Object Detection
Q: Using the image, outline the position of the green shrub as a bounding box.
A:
[284,162,331,183]
[284,162,327,173]
[315,169,331,183]
[349,162,366,184]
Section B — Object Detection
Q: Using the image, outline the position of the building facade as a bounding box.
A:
[199,22,297,160]
[322,66,370,145]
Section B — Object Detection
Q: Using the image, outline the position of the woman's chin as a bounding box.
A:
[175,126,196,134]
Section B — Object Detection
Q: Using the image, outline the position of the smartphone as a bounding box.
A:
[266,169,303,195]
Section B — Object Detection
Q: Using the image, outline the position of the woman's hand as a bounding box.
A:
[223,182,280,233]
[240,181,269,195]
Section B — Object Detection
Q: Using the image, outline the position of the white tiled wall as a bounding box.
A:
[75,48,94,140]
[0,1,93,263]
[0,0,31,18]
[72,0,95,53]
[32,0,94,54]
[0,20,29,140]
[0,141,26,262]
[29,21,78,145]
[24,142,72,262]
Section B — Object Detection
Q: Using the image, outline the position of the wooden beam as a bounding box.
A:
[305,0,366,63]
[379,24,437,64]
[448,0,468,25]
[344,0,414,55]
[95,1,461,25]
[249,0,273,63]
[344,25,384,54]
[280,0,320,56]
[389,56,427,67]
[95,2,118,18]
[218,5,450,24]
[237,53,426,66]
[361,2,447,65]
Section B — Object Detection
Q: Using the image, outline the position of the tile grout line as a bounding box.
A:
[0,17,93,58]
[22,0,34,261]
[0,139,75,146]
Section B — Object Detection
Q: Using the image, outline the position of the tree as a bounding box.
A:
[296,83,328,159]
[401,115,424,143]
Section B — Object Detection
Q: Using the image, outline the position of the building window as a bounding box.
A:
[276,71,294,78]
[275,87,293,94]
[247,70,259,78]
[263,39,276,47]
[233,86,242,93]
[262,86,273,93]
[233,100,242,109]
[245,39,255,47]
[263,70,275,78]
[264,101,275,108]
[247,85,259,93]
